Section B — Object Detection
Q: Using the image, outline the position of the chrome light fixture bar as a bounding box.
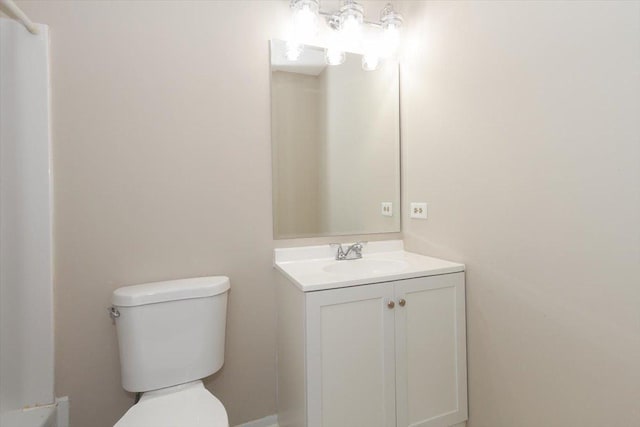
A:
[287,0,403,70]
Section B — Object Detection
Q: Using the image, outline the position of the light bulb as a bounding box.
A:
[338,0,364,51]
[381,23,400,57]
[286,42,303,61]
[326,48,345,66]
[362,38,381,71]
[379,3,403,58]
[291,0,319,43]
[342,16,362,50]
[342,14,361,35]
[362,55,379,71]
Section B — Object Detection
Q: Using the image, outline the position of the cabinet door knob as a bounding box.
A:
[399,299,406,307]
[387,300,395,309]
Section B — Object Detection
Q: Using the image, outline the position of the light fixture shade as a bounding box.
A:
[291,0,319,44]
[361,37,381,71]
[338,0,364,50]
[380,3,403,57]
[380,3,403,29]
[381,25,400,57]
[339,0,364,25]
[285,41,303,61]
[362,55,379,71]
[325,48,346,66]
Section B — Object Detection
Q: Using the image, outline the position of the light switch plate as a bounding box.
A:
[381,202,393,217]
[410,202,427,219]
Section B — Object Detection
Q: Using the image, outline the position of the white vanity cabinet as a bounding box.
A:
[276,257,468,427]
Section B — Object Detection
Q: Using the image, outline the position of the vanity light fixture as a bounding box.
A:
[288,0,403,71]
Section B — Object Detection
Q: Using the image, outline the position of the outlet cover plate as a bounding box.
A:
[410,202,427,219]
[381,202,393,217]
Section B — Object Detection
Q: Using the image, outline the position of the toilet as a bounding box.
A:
[110,276,230,427]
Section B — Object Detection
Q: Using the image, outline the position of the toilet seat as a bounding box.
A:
[114,381,228,427]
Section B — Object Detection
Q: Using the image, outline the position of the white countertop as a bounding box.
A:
[274,240,465,292]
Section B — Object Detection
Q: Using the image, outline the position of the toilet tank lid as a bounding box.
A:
[112,276,230,307]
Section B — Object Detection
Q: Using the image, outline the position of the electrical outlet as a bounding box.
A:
[381,202,393,217]
[410,202,427,219]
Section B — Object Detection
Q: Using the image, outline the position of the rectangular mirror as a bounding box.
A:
[270,39,400,239]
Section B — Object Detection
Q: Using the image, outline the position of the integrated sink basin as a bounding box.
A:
[274,240,466,292]
[322,259,409,276]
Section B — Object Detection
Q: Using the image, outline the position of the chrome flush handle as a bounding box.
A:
[108,306,120,320]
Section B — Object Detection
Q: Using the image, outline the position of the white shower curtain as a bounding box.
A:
[0,16,54,414]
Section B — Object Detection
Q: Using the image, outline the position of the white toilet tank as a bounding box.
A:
[111,276,230,392]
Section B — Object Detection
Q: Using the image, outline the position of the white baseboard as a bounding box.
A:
[233,414,461,427]
[234,414,278,427]
[55,396,69,427]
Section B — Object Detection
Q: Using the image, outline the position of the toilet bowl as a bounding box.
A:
[114,381,228,427]
[110,277,230,427]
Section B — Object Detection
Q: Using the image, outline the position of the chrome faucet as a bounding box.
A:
[330,242,366,261]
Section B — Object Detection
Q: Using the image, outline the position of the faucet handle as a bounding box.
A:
[330,243,345,260]
[353,241,367,251]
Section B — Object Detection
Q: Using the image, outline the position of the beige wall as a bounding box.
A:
[16,1,293,425]
[400,1,640,426]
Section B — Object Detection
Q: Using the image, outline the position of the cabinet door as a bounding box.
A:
[394,273,468,427]
[306,283,396,427]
